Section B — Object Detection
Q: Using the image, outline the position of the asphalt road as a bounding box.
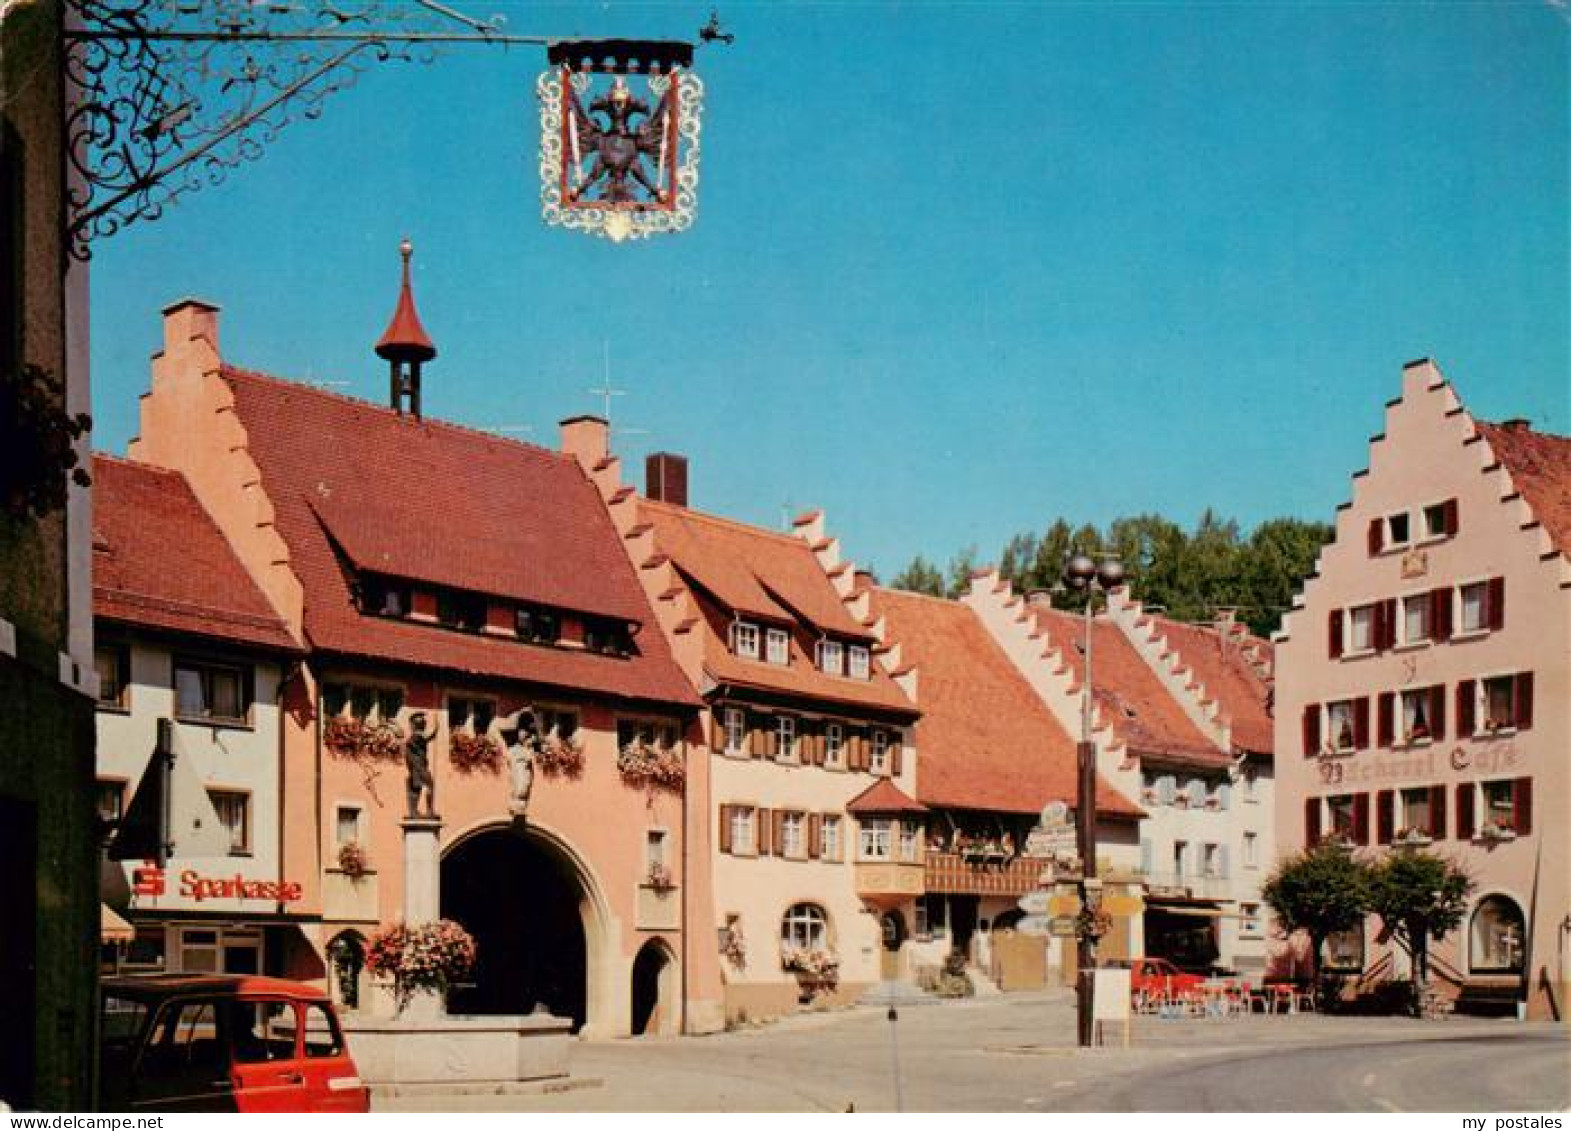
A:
[378,991,1571,1113]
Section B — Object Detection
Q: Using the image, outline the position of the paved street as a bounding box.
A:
[378,991,1571,1112]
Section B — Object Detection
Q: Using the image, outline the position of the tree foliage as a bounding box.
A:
[1261,842,1370,969]
[1366,849,1474,1016]
[889,555,944,598]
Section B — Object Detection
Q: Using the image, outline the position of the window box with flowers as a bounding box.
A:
[448,729,503,775]
[336,840,372,880]
[781,946,840,998]
[365,919,477,1011]
[719,916,746,970]
[538,728,586,778]
[644,861,677,894]
[325,715,404,764]
[617,735,685,793]
[1394,827,1432,847]
[1476,822,1516,844]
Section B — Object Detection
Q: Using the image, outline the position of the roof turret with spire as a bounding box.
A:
[376,237,436,417]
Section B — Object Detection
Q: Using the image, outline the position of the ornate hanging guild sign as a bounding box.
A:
[538,40,705,243]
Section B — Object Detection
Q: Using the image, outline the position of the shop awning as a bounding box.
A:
[101,903,135,944]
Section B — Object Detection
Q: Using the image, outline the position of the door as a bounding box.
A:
[224,998,308,1113]
[880,911,905,980]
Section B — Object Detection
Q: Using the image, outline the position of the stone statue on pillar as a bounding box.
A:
[404,711,437,819]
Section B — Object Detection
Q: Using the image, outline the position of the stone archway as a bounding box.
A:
[630,938,678,1036]
[441,822,615,1034]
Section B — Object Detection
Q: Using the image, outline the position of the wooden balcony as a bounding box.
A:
[924,851,1049,897]
[854,859,926,902]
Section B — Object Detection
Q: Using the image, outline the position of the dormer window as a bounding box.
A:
[436,589,486,632]
[585,618,633,656]
[363,576,410,617]
[848,645,870,680]
[516,605,561,645]
[731,622,760,660]
[817,639,843,676]
[765,627,789,666]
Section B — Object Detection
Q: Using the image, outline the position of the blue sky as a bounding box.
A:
[89,1,1569,578]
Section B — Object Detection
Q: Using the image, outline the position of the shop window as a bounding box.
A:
[95,643,130,710]
[781,903,829,951]
[179,929,222,973]
[1469,896,1526,974]
[765,627,789,665]
[174,657,252,724]
[208,790,250,855]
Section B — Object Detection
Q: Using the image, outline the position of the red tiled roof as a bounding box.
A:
[92,454,298,652]
[639,500,917,716]
[1142,616,1274,757]
[1028,604,1231,770]
[846,777,927,815]
[219,368,699,707]
[873,588,1141,819]
[1476,421,1571,558]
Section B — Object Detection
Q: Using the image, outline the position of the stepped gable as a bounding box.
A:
[873,587,1141,819]
[219,367,698,706]
[639,499,917,715]
[1145,615,1274,757]
[1475,420,1571,558]
[92,454,298,652]
[1030,604,1230,770]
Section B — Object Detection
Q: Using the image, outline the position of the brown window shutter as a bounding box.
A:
[1443,498,1459,536]
[1353,792,1370,845]
[1429,684,1446,742]
[808,813,822,858]
[1376,789,1394,844]
[1430,588,1452,641]
[1376,693,1395,748]
[1514,777,1532,835]
[1487,577,1506,631]
[1302,704,1320,758]
[1456,784,1475,841]
[1429,784,1447,839]
[1515,672,1534,731]
[1305,798,1321,846]
[1367,518,1383,556]
[718,805,732,854]
[851,730,867,771]
[756,807,772,855]
[1329,610,1344,659]
[766,719,779,760]
[891,734,904,776]
[1457,680,1475,736]
[748,715,765,758]
[773,810,787,855]
[710,710,727,750]
[1353,697,1370,751]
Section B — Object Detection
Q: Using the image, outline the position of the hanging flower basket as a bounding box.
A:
[365,919,477,1009]
[449,730,503,775]
[324,715,403,764]
[617,738,685,792]
[336,840,371,879]
[645,861,677,894]
[538,732,586,779]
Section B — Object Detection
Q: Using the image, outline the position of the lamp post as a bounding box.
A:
[1062,551,1125,1048]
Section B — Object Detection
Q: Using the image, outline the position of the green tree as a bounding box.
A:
[944,545,979,599]
[890,555,945,598]
[1261,843,1371,1005]
[1366,849,1474,1017]
[1238,517,1334,637]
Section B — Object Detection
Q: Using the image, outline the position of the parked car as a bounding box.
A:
[100,974,370,1113]
[1108,957,1207,998]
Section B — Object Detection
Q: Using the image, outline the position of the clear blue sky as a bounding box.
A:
[89,1,1569,579]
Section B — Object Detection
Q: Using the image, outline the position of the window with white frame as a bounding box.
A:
[731,622,760,660]
[1243,831,1258,868]
[824,723,845,767]
[780,903,828,952]
[1400,594,1431,645]
[821,815,842,861]
[775,715,797,762]
[1399,788,1433,838]
[870,730,890,773]
[899,820,920,862]
[334,805,363,847]
[817,639,843,676]
[209,790,251,855]
[1240,903,1263,936]
[780,812,805,858]
[175,658,251,724]
[1400,688,1435,744]
[646,828,668,871]
[1202,843,1221,877]
[765,627,789,666]
[729,807,755,855]
[724,707,746,753]
[1481,675,1524,732]
[859,818,893,861]
[1481,780,1522,834]
[1458,581,1488,634]
[1386,511,1411,548]
[1347,604,1376,653]
[848,645,870,680]
[1326,700,1357,752]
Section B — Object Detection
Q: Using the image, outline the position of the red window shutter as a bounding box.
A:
[1381,599,1398,650]
[808,813,823,858]
[1376,789,1394,844]
[1353,697,1370,751]
[891,735,904,776]
[1371,600,1386,651]
[1302,705,1321,758]
[1515,672,1534,731]
[756,808,773,855]
[1376,693,1395,748]
[1353,793,1370,845]
[1305,798,1322,846]
[1456,784,1475,841]
[1487,577,1506,631]
[1368,518,1384,556]
[1457,680,1476,737]
[1514,778,1532,835]
[718,805,733,854]
[1329,610,1344,659]
[1431,588,1452,641]
[1429,684,1446,742]
[1429,784,1447,839]
[1443,498,1459,537]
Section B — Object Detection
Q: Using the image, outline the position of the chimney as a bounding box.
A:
[162,298,221,355]
[646,452,688,507]
[560,415,609,471]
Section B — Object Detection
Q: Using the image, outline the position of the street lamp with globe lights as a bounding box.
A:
[1062,551,1125,1047]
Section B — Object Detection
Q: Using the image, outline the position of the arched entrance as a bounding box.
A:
[630,939,676,1036]
[441,824,594,1030]
[880,910,906,980]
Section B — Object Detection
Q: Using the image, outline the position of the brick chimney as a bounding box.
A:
[646,452,688,507]
[559,415,609,471]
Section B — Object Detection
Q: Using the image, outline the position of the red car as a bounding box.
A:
[100,974,371,1113]
[1122,957,1206,998]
